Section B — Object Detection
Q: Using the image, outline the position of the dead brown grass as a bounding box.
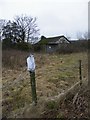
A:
[2,49,88,118]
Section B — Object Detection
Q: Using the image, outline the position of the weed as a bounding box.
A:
[46,100,58,110]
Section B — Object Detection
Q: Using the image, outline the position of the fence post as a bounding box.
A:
[79,60,82,86]
[27,54,37,105]
[29,71,37,105]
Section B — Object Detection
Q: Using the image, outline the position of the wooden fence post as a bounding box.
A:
[79,60,82,86]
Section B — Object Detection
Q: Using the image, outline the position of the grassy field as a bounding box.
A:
[2,50,88,118]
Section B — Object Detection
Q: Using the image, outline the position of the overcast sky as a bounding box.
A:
[0,0,89,39]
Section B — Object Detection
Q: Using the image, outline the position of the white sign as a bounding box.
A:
[27,54,35,72]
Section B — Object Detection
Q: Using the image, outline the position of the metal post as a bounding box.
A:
[27,54,37,105]
[79,60,82,86]
[30,71,37,105]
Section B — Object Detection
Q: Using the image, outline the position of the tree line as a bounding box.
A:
[0,14,40,50]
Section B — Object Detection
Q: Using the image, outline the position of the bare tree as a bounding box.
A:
[14,14,40,43]
[77,31,88,40]
[77,32,83,40]
[0,19,6,41]
[83,32,88,40]
[65,33,71,40]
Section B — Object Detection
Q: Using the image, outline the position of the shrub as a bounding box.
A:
[33,44,43,52]
[46,101,58,110]
[2,38,12,49]
[56,40,88,54]
[16,42,31,51]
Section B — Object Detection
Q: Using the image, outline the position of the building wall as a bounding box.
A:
[38,37,70,53]
[46,44,58,53]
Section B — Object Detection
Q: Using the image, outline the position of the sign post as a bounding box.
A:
[27,54,37,105]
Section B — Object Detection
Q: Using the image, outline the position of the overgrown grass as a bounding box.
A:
[45,100,58,110]
[2,49,88,118]
[2,49,28,70]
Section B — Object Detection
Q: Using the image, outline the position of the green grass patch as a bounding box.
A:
[46,100,58,110]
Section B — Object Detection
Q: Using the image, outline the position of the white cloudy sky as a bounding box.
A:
[0,0,89,39]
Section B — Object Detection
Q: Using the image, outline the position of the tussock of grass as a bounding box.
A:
[45,100,58,110]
